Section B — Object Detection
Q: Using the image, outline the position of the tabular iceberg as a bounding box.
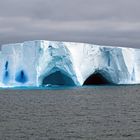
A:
[0,40,140,87]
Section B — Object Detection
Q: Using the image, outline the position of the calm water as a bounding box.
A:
[0,85,140,140]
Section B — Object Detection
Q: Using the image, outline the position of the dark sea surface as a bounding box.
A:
[0,85,140,140]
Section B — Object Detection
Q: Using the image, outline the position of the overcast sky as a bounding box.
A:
[0,0,140,48]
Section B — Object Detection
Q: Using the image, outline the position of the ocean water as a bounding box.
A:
[0,85,140,140]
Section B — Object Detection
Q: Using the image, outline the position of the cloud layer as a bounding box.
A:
[0,0,140,48]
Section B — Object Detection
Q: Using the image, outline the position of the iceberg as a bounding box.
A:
[0,40,140,87]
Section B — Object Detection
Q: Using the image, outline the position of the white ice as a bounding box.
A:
[0,40,140,87]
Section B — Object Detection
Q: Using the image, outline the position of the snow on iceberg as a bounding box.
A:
[0,40,140,87]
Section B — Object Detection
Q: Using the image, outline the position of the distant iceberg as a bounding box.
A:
[0,40,140,87]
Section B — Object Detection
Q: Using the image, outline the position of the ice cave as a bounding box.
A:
[0,40,140,88]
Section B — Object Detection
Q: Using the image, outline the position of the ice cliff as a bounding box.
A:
[0,40,140,87]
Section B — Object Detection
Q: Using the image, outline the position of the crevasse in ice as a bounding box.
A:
[0,40,140,87]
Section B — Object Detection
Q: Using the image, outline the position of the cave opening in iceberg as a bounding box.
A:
[83,72,112,85]
[42,71,75,86]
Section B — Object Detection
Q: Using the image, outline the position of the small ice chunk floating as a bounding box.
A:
[0,40,140,88]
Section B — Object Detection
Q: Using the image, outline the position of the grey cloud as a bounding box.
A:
[0,0,139,21]
[0,0,140,48]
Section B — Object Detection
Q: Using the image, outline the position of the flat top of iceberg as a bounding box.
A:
[1,40,140,50]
